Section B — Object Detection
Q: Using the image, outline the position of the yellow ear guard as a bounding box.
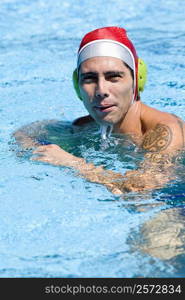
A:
[138,58,147,92]
[73,58,147,100]
[72,69,83,100]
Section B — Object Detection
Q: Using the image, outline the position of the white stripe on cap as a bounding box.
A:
[77,39,135,70]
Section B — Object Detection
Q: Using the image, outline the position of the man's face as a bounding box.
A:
[78,56,134,126]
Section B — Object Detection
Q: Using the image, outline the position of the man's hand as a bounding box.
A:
[31,144,124,194]
[32,144,83,167]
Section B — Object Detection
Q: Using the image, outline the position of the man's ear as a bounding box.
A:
[72,69,83,100]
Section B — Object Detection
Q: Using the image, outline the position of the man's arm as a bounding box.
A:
[117,121,184,192]
[13,120,60,150]
[32,144,125,194]
[31,141,172,194]
[13,129,40,149]
[13,121,46,150]
[31,120,184,194]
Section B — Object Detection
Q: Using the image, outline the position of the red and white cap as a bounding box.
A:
[77,26,139,101]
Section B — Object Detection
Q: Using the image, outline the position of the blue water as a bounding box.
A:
[0,0,185,278]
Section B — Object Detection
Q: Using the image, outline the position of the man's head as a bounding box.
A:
[73,26,147,126]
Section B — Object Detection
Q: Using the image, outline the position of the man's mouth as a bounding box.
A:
[94,104,116,113]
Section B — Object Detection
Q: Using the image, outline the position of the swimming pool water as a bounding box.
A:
[0,0,185,278]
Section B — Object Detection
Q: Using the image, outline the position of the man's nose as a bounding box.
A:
[95,78,109,99]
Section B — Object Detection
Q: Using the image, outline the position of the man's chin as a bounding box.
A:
[95,118,116,127]
[91,112,120,127]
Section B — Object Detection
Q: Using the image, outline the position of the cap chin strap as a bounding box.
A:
[100,124,113,140]
[131,92,135,106]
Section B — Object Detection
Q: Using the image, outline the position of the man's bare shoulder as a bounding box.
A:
[141,103,185,145]
[142,118,185,153]
[141,102,184,126]
[72,115,95,127]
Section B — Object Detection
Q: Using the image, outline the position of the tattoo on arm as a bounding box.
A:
[88,124,175,193]
[144,152,172,164]
[104,123,182,193]
[142,124,172,152]
[78,123,175,193]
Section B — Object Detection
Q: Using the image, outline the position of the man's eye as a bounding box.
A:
[81,77,96,83]
[107,74,121,81]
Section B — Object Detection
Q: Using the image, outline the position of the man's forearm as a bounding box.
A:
[69,154,175,194]
[64,156,170,194]
[64,156,124,194]
[13,130,39,149]
[31,144,175,194]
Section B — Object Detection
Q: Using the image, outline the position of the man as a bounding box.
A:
[14,26,185,194]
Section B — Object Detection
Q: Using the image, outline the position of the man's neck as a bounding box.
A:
[113,101,143,140]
